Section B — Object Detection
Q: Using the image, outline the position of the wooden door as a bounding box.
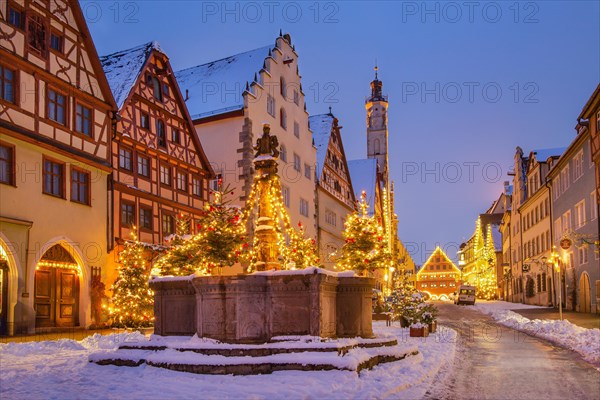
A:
[580,273,591,313]
[56,269,79,327]
[0,262,8,335]
[34,268,55,327]
[35,268,79,328]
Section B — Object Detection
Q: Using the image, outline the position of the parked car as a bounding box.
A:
[455,285,476,305]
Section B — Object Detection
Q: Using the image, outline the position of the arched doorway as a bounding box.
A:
[579,272,591,313]
[34,244,80,328]
[0,259,8,335]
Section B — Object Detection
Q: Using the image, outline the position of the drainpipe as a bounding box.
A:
[545,176,556,308]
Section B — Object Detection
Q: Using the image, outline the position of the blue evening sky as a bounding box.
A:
[83,1,600,264]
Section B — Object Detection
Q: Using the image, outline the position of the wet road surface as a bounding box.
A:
[424,303,600,400]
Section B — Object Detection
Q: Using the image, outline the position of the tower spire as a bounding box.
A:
[374,61,378,80]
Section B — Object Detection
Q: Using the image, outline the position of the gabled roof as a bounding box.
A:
[62,1,117,110]
[348,158,378,214]
[175,45,273,120]
[100,41,164,109]
[417,246,460,277]
[309,114,334,179]
[578,83,600,120]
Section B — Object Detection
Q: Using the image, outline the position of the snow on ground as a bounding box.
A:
[0,323,457,400]
[474,301,600,365]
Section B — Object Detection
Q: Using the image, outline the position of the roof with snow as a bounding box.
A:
[532,147,566,162]
[309,114,334,179]
[100,41,164,109]
[348,158,378,215]
[488,223,503,251]
[175,45,273,120]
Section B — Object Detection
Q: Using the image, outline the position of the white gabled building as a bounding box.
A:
[175,33,317,251]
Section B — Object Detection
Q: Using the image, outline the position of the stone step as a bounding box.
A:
[90,342,419,375]
[118,338,399,357]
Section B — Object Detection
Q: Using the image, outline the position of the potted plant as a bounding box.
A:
[404,300,429,337]
[421,303,439,333]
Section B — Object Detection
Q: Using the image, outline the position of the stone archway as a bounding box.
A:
[0,235,19,336]
[579,272,591,313]
[34,244,81,328]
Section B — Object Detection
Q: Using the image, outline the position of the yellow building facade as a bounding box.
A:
[0,0,116,334]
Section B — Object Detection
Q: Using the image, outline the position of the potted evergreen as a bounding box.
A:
[421,303,439,333]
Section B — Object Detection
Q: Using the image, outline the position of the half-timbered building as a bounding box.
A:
[100,41,213,283]
[417,247,461,300]
[0,0,116,334]
[310,112,355,269]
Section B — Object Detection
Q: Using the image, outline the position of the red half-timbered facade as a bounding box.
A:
[101,42,214,253]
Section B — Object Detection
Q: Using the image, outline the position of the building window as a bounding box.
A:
[575,200,586,228]
[0,143,15,185]
[560,165,570,193]
[119,147,133,171]
[171,129,180,144]
[282,185,290,208]
[293,89,299,105]
[293,153,301,172]
[591,192,598,220]
[157,120,166,148]
[141,112,150,129]
[8,6,24,29]
[573,150,584,181]
[162,214,174,236]
[294,121,300,138]
[299,198,309,217]
[50,32,63,53]
[137,155,150,178]
[280,76,287,98]
[304,163,312,180]
[562,210,572,235]
[47,89,66,125]
[27,14,47,57]
[267,94,276,117]
[280,108,287,130]
[579,246,588,265]
[280,145,287,162]
[325,209,337,226]
[140,207,153,230]
[210,174,222,192]
[176,171,187,192]
[43,158,64,198]
[159,164,171,186]
[0,65,16,104]
[121,202,135,227]
[192,176,203,197]
[147,74,163,101]
[75,103,93,136]
[70,168,90,205]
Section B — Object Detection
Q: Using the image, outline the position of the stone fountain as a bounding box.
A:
[149,125,375,343]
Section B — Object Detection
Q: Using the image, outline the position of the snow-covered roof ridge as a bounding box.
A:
[100,41,165,109]
[175,45,273,120]
[309,114,334,179]
[348,158,378,215]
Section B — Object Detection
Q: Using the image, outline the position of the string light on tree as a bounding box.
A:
[336,191,391,276]
[109,226,154,328]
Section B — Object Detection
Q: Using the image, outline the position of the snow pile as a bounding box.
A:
[474,302,600,365]
[252,266,355,277]
[0,323,458,399]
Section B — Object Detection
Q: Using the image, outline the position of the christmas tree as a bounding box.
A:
[282,222,320,269]
[154,189,247,276]
[109,228,154,328]
[336,191,391,275]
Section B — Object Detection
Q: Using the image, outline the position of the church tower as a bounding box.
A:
[365,66,389,185]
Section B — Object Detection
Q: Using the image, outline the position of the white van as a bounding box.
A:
[454,285,476,305]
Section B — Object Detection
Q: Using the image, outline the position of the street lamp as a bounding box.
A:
[547,247,563,321]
